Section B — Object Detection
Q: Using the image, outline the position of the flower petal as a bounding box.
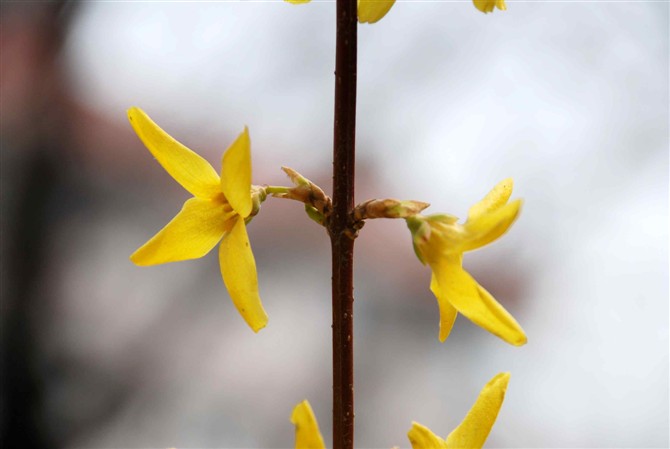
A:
[128,107,221,199]
[219,217,268,332]
[446,373,511,449]
[431,257,526,346]
[221,127,252,218]
[407,422,448,449]
[285,0,311,3]
[130,197,229,266]
[467,179,513,222]
[472,0,506,13]
[462,199,522,252]
[358,0,396,23]
[291,400,326,449]
[430,274,458,342]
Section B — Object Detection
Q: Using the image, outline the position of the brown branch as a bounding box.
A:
[327,0,357,448]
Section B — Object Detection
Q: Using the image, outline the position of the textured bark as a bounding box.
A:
[328,0,357,447]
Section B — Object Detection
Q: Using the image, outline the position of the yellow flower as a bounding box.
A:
[128,107,268,333]
[472,0,507,14]
[408,372,511,449]
[405,179,526,346]
[291,373,511,449]
[291,400,326,449]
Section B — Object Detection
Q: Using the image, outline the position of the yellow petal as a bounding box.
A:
[128,107,221,199]
[358,0,396,23]
[430,274,458,343]
[467,179,513,222]
[446,373,511,449]
[431,257,526,346]
[130,197,229,266]
[285,0,311,3]
[462,199,522,252]
[407,422,448,449]
[219,217,268,332]
[221,127,252,218]
[291,400,326,449]
[472,0,505,13]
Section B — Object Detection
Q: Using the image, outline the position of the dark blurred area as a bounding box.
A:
[0,3,134,447]
[2,3,78,448]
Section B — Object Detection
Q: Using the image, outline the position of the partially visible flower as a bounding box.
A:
[128,107,268,333]
[291,373,510,449]
[405,179,526,346]
[408,372,511,449]
[291,400,326,449]
[358,0,396,23]
[285,0,505,24]
[284,0,396,24]
[473,0,507,14]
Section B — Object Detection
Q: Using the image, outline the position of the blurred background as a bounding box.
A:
[1,1,667,448]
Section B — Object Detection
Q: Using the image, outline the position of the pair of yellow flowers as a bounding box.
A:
[128,108,522,447]
[128,107,526,347]
[287,0,507,24]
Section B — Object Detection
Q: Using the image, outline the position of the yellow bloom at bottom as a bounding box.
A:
[291,373,510,449]
[408,373,511,449]
[128,107,268,333]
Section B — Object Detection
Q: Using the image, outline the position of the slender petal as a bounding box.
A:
[221,127,253,218]
[291,400,326,449]
[467,179,513,222]
[358,0,396,23]
[430,274,458,342]
[446,373,511,449]
[219,217,268,332]
[462,199,522,252]
[127,107,221,199]
[431,257,526,346]
[130,197,229,266]
[407,422,448,449]
[285,0,311,3]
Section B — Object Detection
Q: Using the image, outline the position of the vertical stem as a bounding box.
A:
[329,0,357,448]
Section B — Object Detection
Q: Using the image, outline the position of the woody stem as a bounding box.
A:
[328,0,357,448]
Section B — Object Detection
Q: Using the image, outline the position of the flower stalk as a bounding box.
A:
[328,0,358,447]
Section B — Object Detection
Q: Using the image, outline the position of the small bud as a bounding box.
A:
[354,199,429,220]
[275,166,331,215]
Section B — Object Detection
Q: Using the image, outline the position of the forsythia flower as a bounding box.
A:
[128,107,268,333]
[285,0,505,24]
[405,179,526,346]
[291,372,511,449]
